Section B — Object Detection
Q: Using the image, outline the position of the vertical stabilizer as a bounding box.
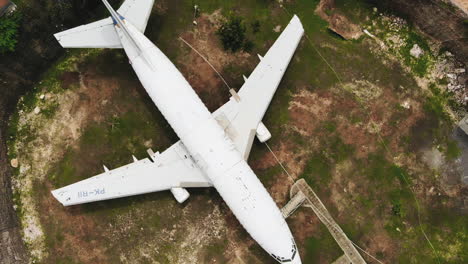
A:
[101,0,142,54]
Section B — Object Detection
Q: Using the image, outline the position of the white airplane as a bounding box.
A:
[52,0,304,263]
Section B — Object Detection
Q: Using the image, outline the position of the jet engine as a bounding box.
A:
[170,187,190,203]
[256,122,272,143]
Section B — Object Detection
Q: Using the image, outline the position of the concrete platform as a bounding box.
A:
[282,179,366,264]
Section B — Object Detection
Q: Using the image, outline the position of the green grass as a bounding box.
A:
[444,139,461,160]
[400,31,433,77]
[302,153,332,187]
[257,165,283,187]
[303,224,342,263]
[363,153,412,185]
[202,240,229,263]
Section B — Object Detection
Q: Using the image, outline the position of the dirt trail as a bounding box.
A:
[0,128,28,263]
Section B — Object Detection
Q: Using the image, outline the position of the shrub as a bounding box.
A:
[251,20,260,34]
[0,12,21,54]
[217,16,247,52]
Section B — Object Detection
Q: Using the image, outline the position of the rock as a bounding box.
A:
[373,7,378,13]
[273,25,281,33]
[446,73,456,79]
[39,94,45,100]
[33,106,40,114]
[363,29,376,38]
[410,44,424,58]
[11,159,19,168]
[401,100,411,109]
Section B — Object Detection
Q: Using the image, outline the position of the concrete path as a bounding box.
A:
[288,179,366,264]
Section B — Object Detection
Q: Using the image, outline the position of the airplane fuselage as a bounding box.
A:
[116,21,299,263]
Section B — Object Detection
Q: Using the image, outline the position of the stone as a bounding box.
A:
[11,158,18,168]
[39,94,45,100]
[33,106,40,114]
[446,73,456,79]
[410,44,424,58]
[401,100,411,109]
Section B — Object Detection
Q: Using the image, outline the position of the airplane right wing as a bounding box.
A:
[212,15,304,160]
[52,141,210,206]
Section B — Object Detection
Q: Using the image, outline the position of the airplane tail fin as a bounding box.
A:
[54,0,154,49]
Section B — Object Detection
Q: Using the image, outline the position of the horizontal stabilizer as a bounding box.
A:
[54,17,122,49]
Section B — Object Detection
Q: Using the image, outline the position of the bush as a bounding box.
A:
[251,20,260,34]
[0,12,21,54]
[217,16,249,53]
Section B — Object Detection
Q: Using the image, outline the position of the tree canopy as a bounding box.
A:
[0,12,21,54]
[217,16,249,53]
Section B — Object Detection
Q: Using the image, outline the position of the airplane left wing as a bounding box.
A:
[213,15,304,160]
[51,141,210,206]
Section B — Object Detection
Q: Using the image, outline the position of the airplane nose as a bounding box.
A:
[290,258,302,264]
[290,254,302,264]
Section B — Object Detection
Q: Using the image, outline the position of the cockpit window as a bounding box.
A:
[270,245,297,262]
[270,239,298,263]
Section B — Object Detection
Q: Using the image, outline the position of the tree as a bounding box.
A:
[0,12,21,54]
[217,16,247,53]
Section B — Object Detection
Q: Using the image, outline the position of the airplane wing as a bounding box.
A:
[54,17,123,49]
[213,15,304,160]
[51,141,210,206]
[118,0,155,33]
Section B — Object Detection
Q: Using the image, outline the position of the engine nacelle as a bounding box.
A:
[256,122,272,143]
[170,187,190,203]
